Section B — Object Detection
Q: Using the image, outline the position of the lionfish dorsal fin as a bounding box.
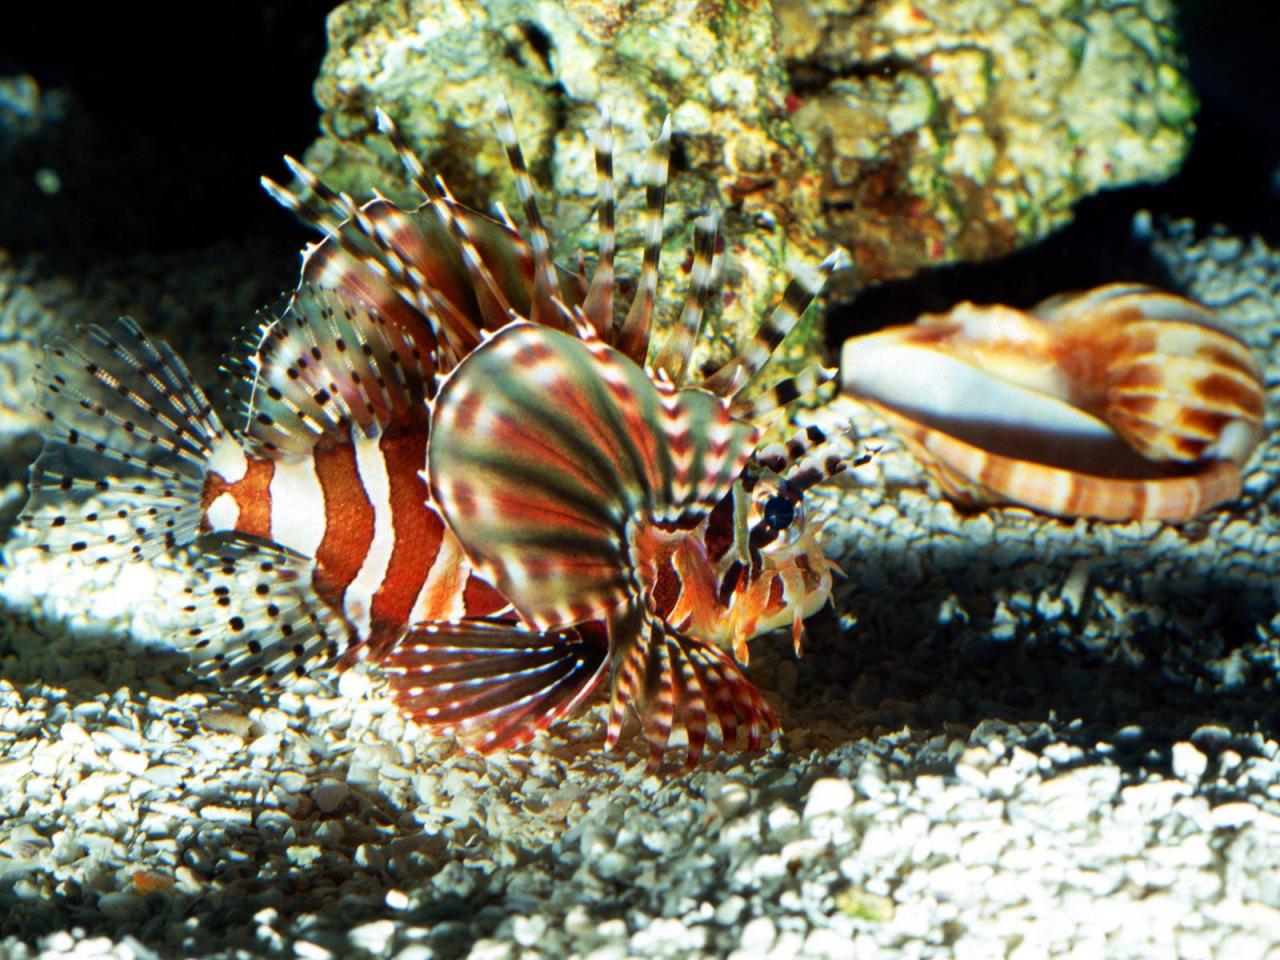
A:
[614,116,672,365]
[494,97,577,336]
[697,250,843,400]
[581,106,617,340]
[375,106,439,204]
[652,212,721,386]
[228,282,435,458]
[263,138,542,368]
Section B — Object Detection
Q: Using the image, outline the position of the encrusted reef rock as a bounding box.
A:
[306,0,1192,366]
[781,0,1195,284]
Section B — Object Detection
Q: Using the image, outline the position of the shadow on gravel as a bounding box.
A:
[780,521,1280,774]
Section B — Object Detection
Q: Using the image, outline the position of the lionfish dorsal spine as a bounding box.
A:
[615,115,672,364]
[375,106,440,203]
[494,97,567,333]
[698,250,843,400]
[581,105,617,339]
[652,211,721,386]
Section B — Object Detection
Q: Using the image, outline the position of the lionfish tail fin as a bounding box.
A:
[21,317,232,565]
[699,250,844,400]
[382,619,610,751]
[606,608,777,771]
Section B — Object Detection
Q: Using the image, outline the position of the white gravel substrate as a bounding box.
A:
[2,217,1280,959]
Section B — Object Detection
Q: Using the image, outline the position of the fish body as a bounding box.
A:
[22,106,851,767]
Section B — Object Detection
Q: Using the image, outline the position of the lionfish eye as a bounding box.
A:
[762,495,795,531]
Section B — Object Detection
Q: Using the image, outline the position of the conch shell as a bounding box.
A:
[840,284,1265,521]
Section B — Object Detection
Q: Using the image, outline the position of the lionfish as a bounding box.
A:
[21,104,855,768]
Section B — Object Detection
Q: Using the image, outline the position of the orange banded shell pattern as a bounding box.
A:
[840,284,1265,522]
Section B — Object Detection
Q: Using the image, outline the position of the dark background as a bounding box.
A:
[0,0,1276,327]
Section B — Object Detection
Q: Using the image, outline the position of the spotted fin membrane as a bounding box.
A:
[21,316,351,687]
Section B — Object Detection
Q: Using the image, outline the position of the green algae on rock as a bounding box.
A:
[304,0,1191,369]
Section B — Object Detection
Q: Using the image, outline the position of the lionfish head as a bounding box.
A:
[648,425,848,667]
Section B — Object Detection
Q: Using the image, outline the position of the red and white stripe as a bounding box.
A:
[200,429,508,653]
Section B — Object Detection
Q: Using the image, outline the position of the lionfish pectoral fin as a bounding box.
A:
[429,322,662,628]
[607,606,777,772]
[21,317,228,565]
[179,539,350,689]
[382,618,610,752]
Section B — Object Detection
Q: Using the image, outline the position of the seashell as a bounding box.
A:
[840,283,1265,521]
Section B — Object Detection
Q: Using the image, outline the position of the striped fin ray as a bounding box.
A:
[179,541,349,687]
[494,99,569,334]
[227,283,434,458]
[753,422,871,493]
[428,322,670,630]
[581,106,616,339]
[263,169,451,354]
[652,212,721,386]
[374,105,558,349]
[264,154,538,364]
[382,619,610,751]
[604,606,776,770]
[614,117,672,364]
[375,106,439,203]
[429,178,575,348]
[698,251,843,401]
[728,365,835,423]
[22,317,227,564]
[656,383,760,521]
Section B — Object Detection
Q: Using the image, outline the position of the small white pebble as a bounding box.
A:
[1171,742,1208,782]
[295,940,333,960]
[804,777,855,819]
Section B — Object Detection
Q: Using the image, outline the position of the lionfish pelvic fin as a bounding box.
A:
[382,618,611,751]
